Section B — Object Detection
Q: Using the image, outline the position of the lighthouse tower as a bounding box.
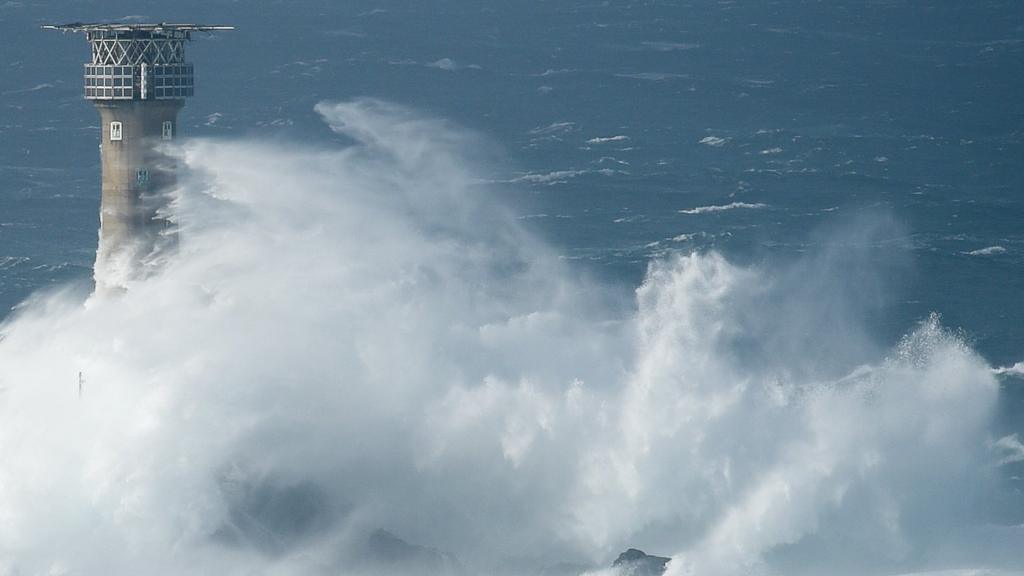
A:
[43,23,233,290]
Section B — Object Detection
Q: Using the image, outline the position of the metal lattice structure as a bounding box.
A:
[42,23,234,101]
[88,33,187,66]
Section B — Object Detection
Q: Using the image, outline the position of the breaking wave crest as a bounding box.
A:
[0,99,1019,576]
[678,202,767,215]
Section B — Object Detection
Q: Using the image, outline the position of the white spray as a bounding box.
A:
[0,100,1019,576]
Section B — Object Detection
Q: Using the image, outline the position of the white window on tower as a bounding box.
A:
[161,121,173,140]
[110,121,123,142]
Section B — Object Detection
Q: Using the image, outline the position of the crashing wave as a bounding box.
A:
[0,99,1018,576]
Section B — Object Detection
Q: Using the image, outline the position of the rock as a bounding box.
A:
[611,548,670,576]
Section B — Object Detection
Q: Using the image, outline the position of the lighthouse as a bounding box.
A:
[43,23,233,290]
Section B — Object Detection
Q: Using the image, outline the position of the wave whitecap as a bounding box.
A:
[586,135,629,144]
[679,202,767,214]
[964,246,1007,256]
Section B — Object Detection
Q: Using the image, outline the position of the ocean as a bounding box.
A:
[0,1,1021,574]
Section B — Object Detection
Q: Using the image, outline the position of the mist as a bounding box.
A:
[0,100,1019,576]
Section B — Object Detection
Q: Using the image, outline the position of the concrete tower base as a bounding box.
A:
[94,100,182,290]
